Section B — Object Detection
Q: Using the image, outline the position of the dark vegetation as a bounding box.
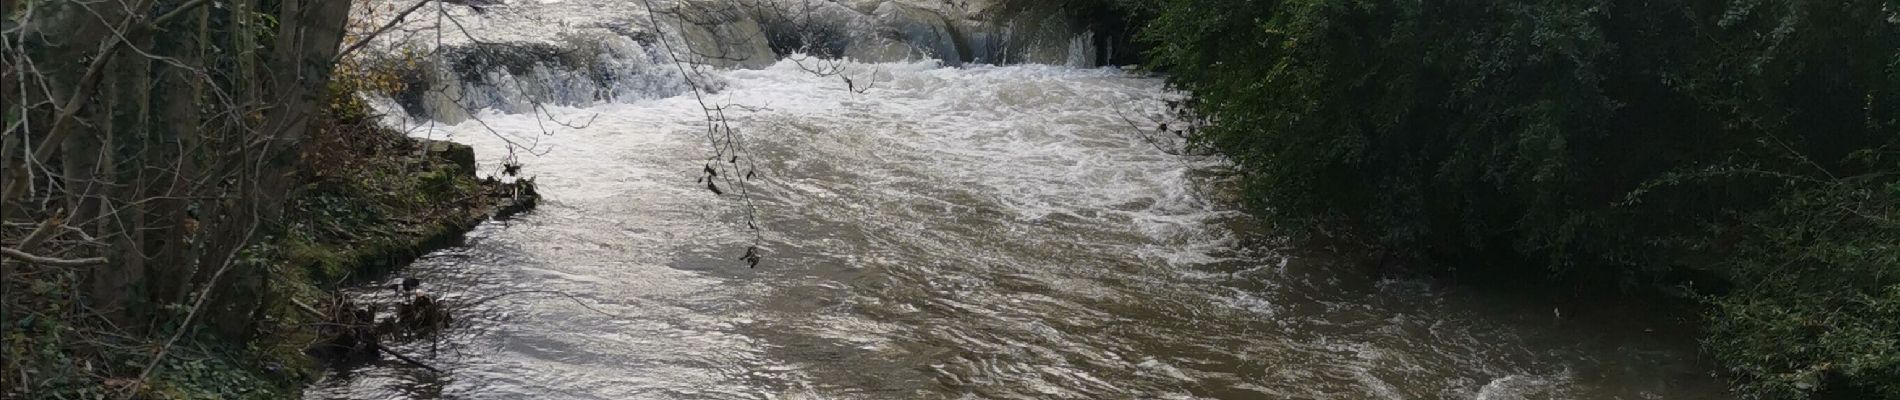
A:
[2,1,533,397]
[1047,0,1896,397]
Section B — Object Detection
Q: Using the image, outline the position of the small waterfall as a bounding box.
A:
[1065,30,1096,68]
[380,33,708,124]
[360,0,1116,123]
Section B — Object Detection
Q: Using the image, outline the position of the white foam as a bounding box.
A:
[1476,374,1568,400]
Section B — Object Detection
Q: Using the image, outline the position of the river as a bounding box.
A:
[309,1,1733,395]
[302,57,1731,399]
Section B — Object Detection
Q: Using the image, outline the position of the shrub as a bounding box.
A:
[1134,0,1898,397]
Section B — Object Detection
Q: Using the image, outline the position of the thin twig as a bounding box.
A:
[121,223,258,400]
[287,299,444,373]
[336,0,437,61]
[0,247,107,266]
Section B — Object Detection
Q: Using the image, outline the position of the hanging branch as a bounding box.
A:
[336,0,439,60]
[639,0,769,266]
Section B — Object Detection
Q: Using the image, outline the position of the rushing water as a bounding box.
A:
[306,59,1730,399]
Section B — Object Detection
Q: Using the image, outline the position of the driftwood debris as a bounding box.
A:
[291,298,443,373]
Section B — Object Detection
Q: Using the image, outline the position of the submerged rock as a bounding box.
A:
[870,2,961,64]
[421,140,477,172]
[667,2,778,69]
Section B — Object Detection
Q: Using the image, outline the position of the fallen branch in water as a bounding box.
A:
[289,299,444,373]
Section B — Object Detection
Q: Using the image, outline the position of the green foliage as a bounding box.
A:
[3,44,498,400]
[141,342,299,400]
[1,268,302,400]
[285,93,495,284]
[1132,0,1897,397]
[1704,172,1900,398]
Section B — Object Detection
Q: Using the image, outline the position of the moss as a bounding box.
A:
[178,127,536,399]
[1,91,536,400]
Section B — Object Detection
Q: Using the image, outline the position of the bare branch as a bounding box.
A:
[152,0,210,26]
[337,0,438,61]
[14,211,65,252]
[0,247,107,266]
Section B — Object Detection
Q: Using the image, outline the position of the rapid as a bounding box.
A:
[308,2,1732,398]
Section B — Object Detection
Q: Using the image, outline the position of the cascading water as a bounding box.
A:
[382,35,705,124]
[313,1,1732,399]
[357,0,1112,123]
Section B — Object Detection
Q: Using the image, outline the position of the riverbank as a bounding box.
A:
[1117,0,1898,397]
[0,94,536,399]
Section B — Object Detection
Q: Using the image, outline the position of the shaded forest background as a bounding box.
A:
[2,0,524,397]
[1034,0,1895,397]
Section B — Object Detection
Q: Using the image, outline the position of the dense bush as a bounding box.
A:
[1704,175,1898,398]
[1128,0,1897,397]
